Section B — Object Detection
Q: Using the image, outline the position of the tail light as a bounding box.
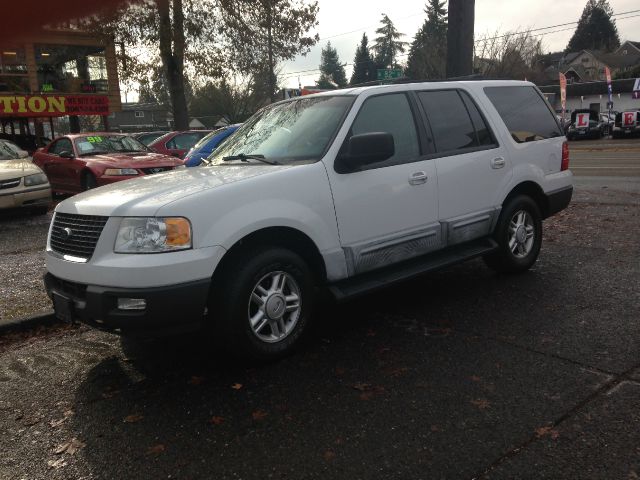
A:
[561,141,569,171]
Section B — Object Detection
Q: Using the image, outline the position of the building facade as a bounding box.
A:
[0,28,121,140]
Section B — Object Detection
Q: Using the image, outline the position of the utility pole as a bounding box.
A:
[446,0,475,78]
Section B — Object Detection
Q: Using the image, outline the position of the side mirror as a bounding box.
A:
[336,132,395,173]
[59,150,74,159]
[18,150,29,159]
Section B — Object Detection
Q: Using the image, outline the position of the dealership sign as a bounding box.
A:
[0,95,109,117]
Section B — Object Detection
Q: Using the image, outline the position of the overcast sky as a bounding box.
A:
[280,0,640,88]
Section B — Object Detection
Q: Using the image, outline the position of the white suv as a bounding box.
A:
[44,80,572,359]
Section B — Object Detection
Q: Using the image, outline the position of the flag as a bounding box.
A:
[633,78,640,100]
[559,73,567,120]
[605,66,613,106]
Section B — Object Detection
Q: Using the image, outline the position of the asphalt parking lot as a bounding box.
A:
[0,140,639,479]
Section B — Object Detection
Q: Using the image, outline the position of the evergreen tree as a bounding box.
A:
[373,14,408,68]
[566,0,620,52]
[350,33,376,85]
[316,41,348,89]
[405,0,448,80]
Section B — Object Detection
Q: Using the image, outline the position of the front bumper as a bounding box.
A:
[0,185,51,209]
[44,273,210,335]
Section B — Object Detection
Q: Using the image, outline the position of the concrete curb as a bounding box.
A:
[0,310,60,335]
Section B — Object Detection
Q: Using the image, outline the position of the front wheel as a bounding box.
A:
[82,172,97,191]
[210,247,315,361]
[483,195,543,273]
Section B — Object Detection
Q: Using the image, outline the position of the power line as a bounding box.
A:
[282,10,640,80]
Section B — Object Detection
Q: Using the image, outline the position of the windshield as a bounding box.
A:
[75,135,148,155]
[209,96,353,165]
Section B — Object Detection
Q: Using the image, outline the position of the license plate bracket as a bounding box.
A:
[53,293,75,322]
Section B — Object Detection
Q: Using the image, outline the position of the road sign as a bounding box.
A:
[377,69,403,81]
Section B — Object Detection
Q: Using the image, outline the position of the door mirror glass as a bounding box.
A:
[18,150,29,158]
[338,132,395,171]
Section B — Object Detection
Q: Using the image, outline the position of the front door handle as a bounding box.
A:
[409,171,428,185]
[491,157,506,169]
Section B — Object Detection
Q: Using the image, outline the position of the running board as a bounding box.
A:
[328,238,498,302]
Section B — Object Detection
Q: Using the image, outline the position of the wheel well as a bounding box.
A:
[503,182,549,218]
[80,169,95,185]
[212,227,328,286]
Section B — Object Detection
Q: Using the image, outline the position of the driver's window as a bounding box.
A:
[51,138,72,155]
[346,93,420,168]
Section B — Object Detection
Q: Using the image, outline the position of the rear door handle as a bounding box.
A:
[491,157,506,169]
[409,171,428,185]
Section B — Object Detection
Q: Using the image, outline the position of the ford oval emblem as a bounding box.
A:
[62,227,73,240]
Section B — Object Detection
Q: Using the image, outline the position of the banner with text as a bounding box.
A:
[559,73,567,118]
[0,95,109,117]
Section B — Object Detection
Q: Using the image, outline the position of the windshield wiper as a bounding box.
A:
[222,153,279,165]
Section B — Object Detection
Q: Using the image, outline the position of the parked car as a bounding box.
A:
[44,80,572,360]
[599,111,617,137]
[184,124,241,167]
[33,133,184,194]
[612,110,640,138]
[566,109,604,140]
[133,131,169,146]
[148,130,213,158]
[0,133,50,155]
[0,139,29,158]
[0,141,51,214]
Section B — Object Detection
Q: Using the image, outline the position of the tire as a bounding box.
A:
[483,195,543,274]
[210,247,315,361]
[82,172,97,191]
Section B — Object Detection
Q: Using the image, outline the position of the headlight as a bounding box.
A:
[24,173,49,186]
[104,168,138,176]
[115,217,192,253]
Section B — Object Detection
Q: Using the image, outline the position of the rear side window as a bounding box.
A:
[418,89,495,153]
[484,86,563,143]
[167,133,204,150]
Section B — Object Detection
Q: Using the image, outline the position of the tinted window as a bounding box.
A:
[167,133,204,150]
[348,93,420,165]
[418,90,478,152]
[460,91,495,146]
[484,86,563,143]
[50,138,72,155]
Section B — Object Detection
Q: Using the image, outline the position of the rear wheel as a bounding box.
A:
[483,195,542,273]
[210,247,315,361]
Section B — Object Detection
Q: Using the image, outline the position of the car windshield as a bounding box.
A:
[75,135,148,155]
[208,96,353,165]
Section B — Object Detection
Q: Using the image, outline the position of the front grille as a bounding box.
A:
[0,177,21,190]
[141,166,173,175]
[50,212,108,260]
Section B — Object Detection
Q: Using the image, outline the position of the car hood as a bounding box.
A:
[83,151,183,167]
[0,159,43,180]
[56,164,295,217]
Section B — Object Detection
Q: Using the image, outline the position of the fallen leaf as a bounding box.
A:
[54,438,85,455]
[47,458,67,469]
[123,414,144,423]
[430,425,440,432]
[535,426,560,439]
[470,375,482,382]
[147,444,166,455]
[352,383,371,392]
[323,449,336,461]
[209,416,225,425]
[22,416,41,426]
[366,329,376,337]
[334,367,346,376]
[231,383,243,390]
[470,398,491,410]
[189,375,205,386]
[252,409,268,421]
[49,418,66,428]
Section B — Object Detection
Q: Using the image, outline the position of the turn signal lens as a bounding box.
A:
[165,217,191,247]
[561,141,569,171]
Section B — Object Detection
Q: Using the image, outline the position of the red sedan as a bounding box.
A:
[33,133,184,194]
[148,130,212,158]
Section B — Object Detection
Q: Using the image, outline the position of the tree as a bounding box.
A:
[223,0,319,102]
[405,0,448,80]
[372,14,408,68]
[190,77,257,124]
[446,0,475,77]
[566,0,620,52]
[474,30,544,81]
[84,0,222,130]
[316,42,347,88]
[350,33,376,85]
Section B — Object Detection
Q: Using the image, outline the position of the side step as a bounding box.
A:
[328,238,498,302]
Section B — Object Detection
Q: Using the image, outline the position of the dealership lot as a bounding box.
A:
[0,140,639,479]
